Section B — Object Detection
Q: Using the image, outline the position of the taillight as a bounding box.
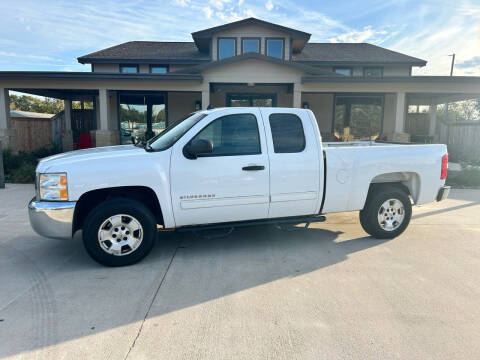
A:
[441,154,448,179]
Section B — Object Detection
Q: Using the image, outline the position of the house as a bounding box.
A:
[0,17,479,151]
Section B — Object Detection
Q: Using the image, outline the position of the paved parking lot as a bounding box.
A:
[0,184,479,359]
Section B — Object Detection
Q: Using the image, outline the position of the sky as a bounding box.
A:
[0,0,479,75]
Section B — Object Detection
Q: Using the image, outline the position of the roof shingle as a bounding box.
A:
[293,43,426,65]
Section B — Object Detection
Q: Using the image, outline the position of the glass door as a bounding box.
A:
[227,93,276,107]
[118,93,166,144]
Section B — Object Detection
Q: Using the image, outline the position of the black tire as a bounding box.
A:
[83,198,157,266]
[359,185,412,239]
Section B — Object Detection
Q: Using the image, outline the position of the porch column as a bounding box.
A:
[91,89,120,147]
[0,88,17,151]
[394,92,405,133]
[201,87,210,110]
[429,103,437,137]
[62,99,73,151]
[293,83,301,108]
[389,92,409,142]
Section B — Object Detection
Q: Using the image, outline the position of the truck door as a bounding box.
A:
[260,108,322,218]
[170,108,270,227]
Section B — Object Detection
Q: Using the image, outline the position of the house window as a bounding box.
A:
[269,113,306,153]
[333,95,383,141]
[120,65,138,73]
[266,38,284,59]
[150,65,168,74]
[192,114,261,156]
[242,38,260,54]
[364,67,383,77]
[218,38,236,60]
[334,67,352,76]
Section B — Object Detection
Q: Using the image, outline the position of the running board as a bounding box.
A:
[176,215,326,233]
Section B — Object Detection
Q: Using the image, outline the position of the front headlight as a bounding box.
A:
[39,173,68,201]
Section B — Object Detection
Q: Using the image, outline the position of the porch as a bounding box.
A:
[1,73,480,152]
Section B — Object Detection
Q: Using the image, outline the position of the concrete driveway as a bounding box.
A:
[0,184,479,359]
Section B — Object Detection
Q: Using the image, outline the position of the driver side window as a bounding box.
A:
[192,113,261,156]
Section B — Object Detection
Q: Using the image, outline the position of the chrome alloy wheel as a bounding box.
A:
[97,214,143,256]
[377,199,405,231]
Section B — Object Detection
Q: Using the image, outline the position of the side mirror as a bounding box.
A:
[184,138,213,159]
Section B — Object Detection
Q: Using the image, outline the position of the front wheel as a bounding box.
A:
[83,198,157,266]
[359,185,412,239]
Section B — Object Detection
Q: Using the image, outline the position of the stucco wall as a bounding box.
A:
[167,92,202,125]
[203,58,302,83]
[383,93,397,133]
[383,66,411,76]
[301,93,334,134]
[212,24,291,60]
[93,63,119,73]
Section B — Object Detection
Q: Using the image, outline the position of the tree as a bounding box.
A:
[9,94,64,114]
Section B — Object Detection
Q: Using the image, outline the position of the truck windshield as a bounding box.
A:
[147,112,207,151]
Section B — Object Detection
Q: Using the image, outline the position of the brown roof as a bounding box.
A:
[78,41,210,64]
[293,43,426,66]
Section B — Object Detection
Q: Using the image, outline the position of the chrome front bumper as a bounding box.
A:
[28,198,76,239]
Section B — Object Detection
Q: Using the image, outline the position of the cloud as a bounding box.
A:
[0,51,61,62]
[265,0,273,11]
[202,6,213,18]
[174,0,191,7]
[456,56,480,69]
[329,26,387,43]
[238,0,244,5]
[209,0,230,10]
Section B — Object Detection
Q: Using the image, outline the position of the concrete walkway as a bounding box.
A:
[0,184,479,359]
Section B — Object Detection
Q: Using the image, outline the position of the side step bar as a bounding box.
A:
[177,215,326,233]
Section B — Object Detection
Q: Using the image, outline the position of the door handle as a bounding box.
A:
[242,165,265,171]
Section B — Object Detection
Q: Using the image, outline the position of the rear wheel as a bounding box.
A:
[83,198,157,266]
[359,185,412,239]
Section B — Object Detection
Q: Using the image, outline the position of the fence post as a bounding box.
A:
[0,141,5,189]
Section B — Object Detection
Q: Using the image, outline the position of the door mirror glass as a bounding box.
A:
[185,138,213,159]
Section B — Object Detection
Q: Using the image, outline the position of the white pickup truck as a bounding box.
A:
[29,107,450,266]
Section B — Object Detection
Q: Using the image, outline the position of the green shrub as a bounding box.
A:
[446,169,480,188]
[2,145,62,184]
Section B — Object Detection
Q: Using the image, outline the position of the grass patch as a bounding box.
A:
[2,145,62,183]
[446,168,480,188]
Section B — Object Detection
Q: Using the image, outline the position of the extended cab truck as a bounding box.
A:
[28,108,450,266]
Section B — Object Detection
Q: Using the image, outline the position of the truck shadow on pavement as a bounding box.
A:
[0,225,391,358]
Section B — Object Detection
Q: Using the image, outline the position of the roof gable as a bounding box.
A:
[191,17,311,53]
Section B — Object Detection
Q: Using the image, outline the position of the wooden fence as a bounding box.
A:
[439,120,480,158]
[11,117,52,152]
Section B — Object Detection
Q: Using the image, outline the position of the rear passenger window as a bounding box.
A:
[269,113,306,153]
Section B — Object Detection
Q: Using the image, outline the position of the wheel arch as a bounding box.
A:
[73,186,164,233]
[367,171,421,204]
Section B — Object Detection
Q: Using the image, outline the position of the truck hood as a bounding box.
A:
[37,145,145,173]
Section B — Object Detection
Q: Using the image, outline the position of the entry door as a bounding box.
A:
[170,108,270,227]
[227,93,277,107]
